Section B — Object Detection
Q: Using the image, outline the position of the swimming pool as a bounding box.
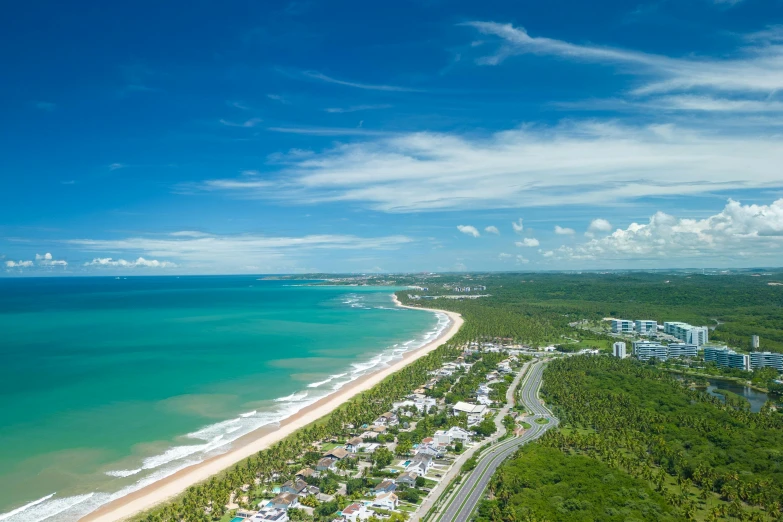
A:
[231,518,245,522]
[403,460,411,467]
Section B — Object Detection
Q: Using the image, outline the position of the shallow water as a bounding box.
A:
[0,276,444,521]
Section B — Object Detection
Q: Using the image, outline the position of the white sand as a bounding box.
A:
[82,297,462,522]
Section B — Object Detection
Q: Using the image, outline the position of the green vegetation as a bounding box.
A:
[476,445,681,522]
[534,417,549,425]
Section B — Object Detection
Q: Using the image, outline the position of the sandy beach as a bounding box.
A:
[82,295,462,522]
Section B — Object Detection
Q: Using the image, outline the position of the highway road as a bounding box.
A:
[436,360,558,522]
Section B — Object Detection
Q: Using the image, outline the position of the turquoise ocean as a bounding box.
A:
[0,277,445,521]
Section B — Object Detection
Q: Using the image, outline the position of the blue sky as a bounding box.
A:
[2,0,783,274]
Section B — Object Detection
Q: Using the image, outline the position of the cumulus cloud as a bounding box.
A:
[516,255,529,264]
[5,260,34,268]
[512,219,524,233]
[484,226,500,235]
[457,225,481,237]
[555,199,783,261]
[540,250,555,258]
[515,238,540,247]
[498,252,512,260]
[34,252,68,266]
[85,257,177,268]
[554,225,575,235]
[586,219,612,237]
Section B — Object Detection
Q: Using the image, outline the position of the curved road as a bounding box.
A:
[436,360,558,522]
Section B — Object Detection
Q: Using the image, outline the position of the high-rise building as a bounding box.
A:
[752,335,760,350]
[704,346,751,371]
[663,321,709,346]
[667,343,698,359]
[750,352,783,372]
[633,341,667,361]
[634,320,658,334]
[612,342,627,358]
[611,319,634,334]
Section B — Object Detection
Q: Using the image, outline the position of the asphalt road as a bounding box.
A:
[437,360,558,522]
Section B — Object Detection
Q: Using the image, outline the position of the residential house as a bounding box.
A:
[374,412,398,426]
[476,395,492,406]
[341,503,375,522]
[452,402,487,426]
[251,508,288,522]
[416,444,445,458]
[324,447,350,460]
[396,471,419,487]
[357,442,380,453]
[434,426,471,446]
[280,479,307,496]
[316,457,337,472]
[374,479,397,494]
[295,468,315,480]
[407,454,433,475]
[371,425,387,434]
[266,493,299,510]
[372,492,399,511]
[345,437,363,453]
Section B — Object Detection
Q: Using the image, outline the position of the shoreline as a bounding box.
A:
[82,294,462,522]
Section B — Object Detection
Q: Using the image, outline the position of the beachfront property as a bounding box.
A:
[280,479,307,496]
[635,320,658,334]
[315,457,337,472]
[373,411,398,426]
[612,341,627,358]
[251,508,289,522]
[345,437,363,453]
[611,319,634,334]
[295,467,315,480]
[750,351,783,372]
[704,346,751,371]
[666,343,698,359]
[452,401,488,425]
[372,492,399,510]
[341,503,375,522]
[633,341,668,362]
[266,492,300,510]
[664,322,709,346]
[323,447,350,460]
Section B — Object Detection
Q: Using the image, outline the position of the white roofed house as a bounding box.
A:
[372,492,399,511]
[341,503,375,522]
[252,508,289,522]
[407,453,433,475]
[345,436,363,453]
[452,401,487,426]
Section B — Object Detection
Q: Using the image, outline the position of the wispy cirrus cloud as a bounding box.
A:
[190,121,783,212]
[324,104,392,113]
[463,21,783,97]
[220,118,263,128]
[302,71,424,92]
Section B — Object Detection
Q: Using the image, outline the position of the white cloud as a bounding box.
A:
[588,219,612,235]
[484,226,500,235]
[192,121,783,212]
[512,219,524,233]
[267,94,290,104]
[66,232,413,271]
[324,104,392,113]
[557,198,783,261]
[554,225,575,235]
[85,257,177,268]
[515,238,540,247]
[516,255,529,264]
[457,225,481,237]
[108,163,126,171]
[219,118,262,128]
[5,260,34,268]
[35,253,52,261]
[498,252,512,260]
[302,71,423,92]
[464,21,783,97]
[540,250,555,258]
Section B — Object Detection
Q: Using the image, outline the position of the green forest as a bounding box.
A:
[396,271,783,352]
[479,357,783,521]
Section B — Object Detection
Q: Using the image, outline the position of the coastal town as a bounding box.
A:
[221,345,535,522]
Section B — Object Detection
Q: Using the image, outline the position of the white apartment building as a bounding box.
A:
[611,319,634,334]
[612,342,627,358]
[634,320,658,334]
[666,343,698,359]
[633,341,667,362]
[664,322,709,346]
[750,352,783,372]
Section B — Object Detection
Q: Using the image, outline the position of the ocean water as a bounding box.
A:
[0,277,446,521]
